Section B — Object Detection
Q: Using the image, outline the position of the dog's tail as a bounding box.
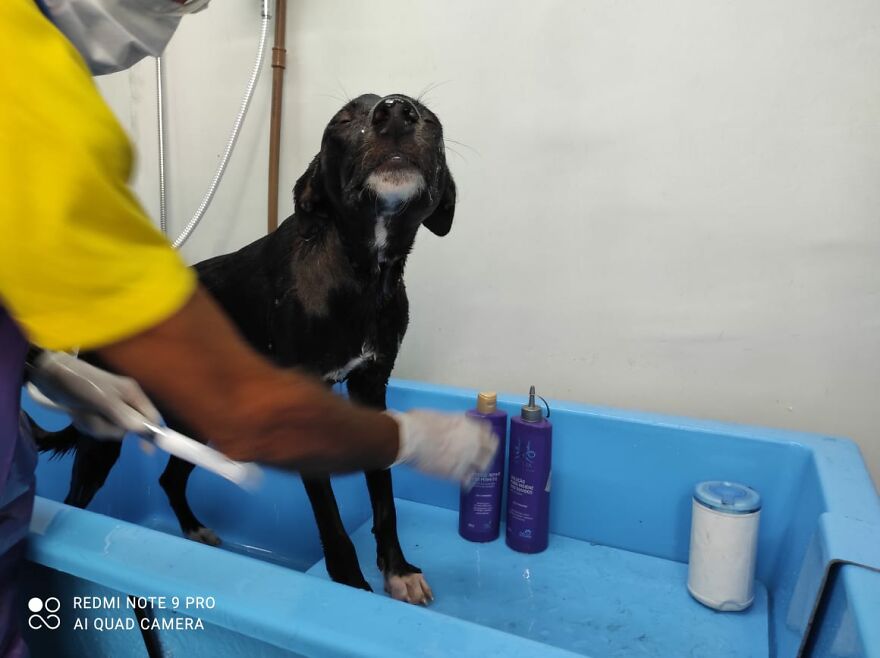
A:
[25,414,80,457]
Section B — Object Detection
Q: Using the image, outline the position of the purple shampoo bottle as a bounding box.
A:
[506,385,552,553]
[459,392,508,542]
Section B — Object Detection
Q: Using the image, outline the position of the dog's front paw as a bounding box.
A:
[186,526,222,546]
[384,572,434,605]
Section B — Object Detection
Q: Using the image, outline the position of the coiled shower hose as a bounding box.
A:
[155,0,271,248]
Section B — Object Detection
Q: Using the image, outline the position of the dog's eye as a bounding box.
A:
[332,115,352,126]
[423,117,437,126]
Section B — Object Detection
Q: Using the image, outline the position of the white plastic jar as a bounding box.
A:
[687,481,761,611]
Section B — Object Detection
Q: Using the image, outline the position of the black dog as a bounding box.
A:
[31,93,455,604]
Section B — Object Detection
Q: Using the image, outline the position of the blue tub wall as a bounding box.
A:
[807,565,880,658]
[769,440,880,658]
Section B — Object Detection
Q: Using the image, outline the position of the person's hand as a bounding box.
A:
[387,410,499,484]
[27,351,161,440]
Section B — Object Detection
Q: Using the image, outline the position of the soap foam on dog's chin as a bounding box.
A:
[366,170,425,208]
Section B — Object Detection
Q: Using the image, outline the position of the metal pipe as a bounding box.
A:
[156,57,168,235]
[267,0,288,233]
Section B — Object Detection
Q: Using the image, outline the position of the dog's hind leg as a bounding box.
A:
[303,477,371,591]
[64,437,122,509]
[159,456,221,546]
[347,368,432,604]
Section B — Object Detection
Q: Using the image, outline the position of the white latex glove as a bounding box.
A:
[388,410,499,485]
[27,351,161,440]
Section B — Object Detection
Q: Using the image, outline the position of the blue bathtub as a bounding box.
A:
[21,379,880,657]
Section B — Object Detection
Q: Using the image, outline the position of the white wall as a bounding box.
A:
[97,0,880,489]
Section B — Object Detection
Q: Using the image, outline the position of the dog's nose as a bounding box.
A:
[370,95,420,137]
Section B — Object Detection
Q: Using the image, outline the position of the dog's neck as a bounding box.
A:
[335,208,415,271]
[284,204,418,304]
[304,209,414,300]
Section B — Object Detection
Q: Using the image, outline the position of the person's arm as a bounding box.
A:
[97,287,400,475]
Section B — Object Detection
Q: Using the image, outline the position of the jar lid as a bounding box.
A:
[694,481,761,514]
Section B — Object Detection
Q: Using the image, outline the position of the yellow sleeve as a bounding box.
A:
[0,0,196,351]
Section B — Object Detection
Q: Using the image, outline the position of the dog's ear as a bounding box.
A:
[293,155,327,216]
[422,172,456,237]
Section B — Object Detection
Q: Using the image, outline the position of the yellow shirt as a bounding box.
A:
[0,0,195,351]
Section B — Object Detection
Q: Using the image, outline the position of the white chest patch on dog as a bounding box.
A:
[323,345,377,382]
[374,215,389,254]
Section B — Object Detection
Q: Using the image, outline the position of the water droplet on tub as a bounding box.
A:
[523,568,531,580]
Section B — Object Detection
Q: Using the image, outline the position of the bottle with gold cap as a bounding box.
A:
[459,391,508,542]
